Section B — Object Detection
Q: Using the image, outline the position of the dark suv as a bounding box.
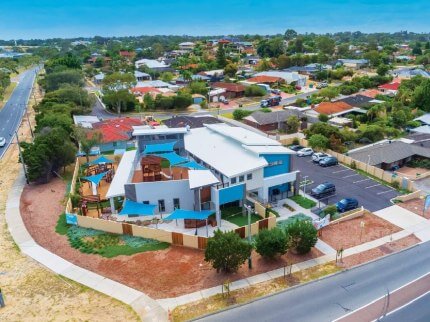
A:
[311,182,336,199]
[319,156,338,167]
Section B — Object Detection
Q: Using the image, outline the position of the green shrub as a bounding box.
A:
[244,85,266,97]
[254,228,288,259]
[233,109,253,120]
[323,204,337,219]
[285,219,318,254]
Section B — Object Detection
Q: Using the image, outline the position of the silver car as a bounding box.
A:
[0,137,6,147]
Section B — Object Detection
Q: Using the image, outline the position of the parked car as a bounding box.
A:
[336,198,358,212]
[297,148,314,157]
[289,145,304,151]
[219,97,229,104]
[271,89,281,95]
[316,82,328,89]
[319,156,338,167]
[312,152,329,163]
[0,137,5,147]
[311,182,336,199]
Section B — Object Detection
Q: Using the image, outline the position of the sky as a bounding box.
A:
[1,0,430,39]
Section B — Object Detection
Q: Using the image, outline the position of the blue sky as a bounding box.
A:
[1,0,429,39]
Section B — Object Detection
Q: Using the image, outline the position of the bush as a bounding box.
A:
[323,205,337,219]
[255,228,288,259]
[350,161,357,169]
[285,219,318,254]
[292,137,300,145]
[245,85,266,97]
[233,109,253,120]
[318,114,329,122]
[205,230,252,273]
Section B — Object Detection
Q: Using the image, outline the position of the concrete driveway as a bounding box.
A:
[291,155,400,212]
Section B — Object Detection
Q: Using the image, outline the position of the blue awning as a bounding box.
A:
[164,209,214,220]
[144,141,176,154]
[158,152,188,166]
[119,199,157,216]
[88,155,114,166]
[81,171,109,185]
[177,161,206,170]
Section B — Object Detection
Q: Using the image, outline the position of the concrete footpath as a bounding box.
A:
[5,171,167,322]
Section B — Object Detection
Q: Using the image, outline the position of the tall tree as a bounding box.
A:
[216,43,227,68]
[284,29,298,41]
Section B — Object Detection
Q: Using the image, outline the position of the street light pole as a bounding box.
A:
[14,131,29,184]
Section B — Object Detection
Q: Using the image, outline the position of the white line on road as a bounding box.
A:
[343,174,360,178]
[354,178,371,183]
[365,184,381,189]
[332,169,349,174]
[377,190,394,195]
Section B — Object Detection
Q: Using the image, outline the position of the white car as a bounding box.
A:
[297,148,314,157]
[312,152,329,163]
[0,137,6,147]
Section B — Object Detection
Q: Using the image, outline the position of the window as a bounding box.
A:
[143,201,149,204]
[269,160,283,167]
[231,177,237,184]
[239,175,244,182]
[173,198,180,209]
[247,173,252,180]
[113,141,117,147]
[158,199,165,212]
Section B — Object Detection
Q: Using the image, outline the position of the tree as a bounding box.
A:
[44,70,84,92]
[73,127,102,163]
[244,85,266,97]
[316,36,336,56]
[277,54,292,69]
[364,50,381,67]
[318,86,339,101]
[361,125,384,142]
[308,134,329,150]
[255,228,288,259]
[35,113,73,134]
[103,89,138,114]
[391,109,408,128]
[412,42,422,56]
[285,115,300,134]
[224,63,238,78]
[204,230,252,273]
[294,37,304,53]
[284,29,297,41]
[377,64,390,76]
[412,79,430,111]
[173,92,193,109]
[285,219,318,254]
[318,113,329,122]
[257,38,286,58]
[216,43,227,68]
[189,81,208,96]
[323,205,337,219]
[160,72,174,82]
[233,109,252,120]
[143,93,155,110]
[102,72,136,91]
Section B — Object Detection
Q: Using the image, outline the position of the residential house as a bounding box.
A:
[243,110,303,132]
[94,72,105,84]
[254,71,307,87]
[246,75,284,86]
[338,94,375,108]
[119,50,136,60]
[135,59,172,72]
[163,115,222,129]
[391,68,430,79]
[337,59,369,69]
[178,42,195,51]
[212,82,246,99]
[73,115,100,129]
[134,70,152,82]
[378,82,401,96]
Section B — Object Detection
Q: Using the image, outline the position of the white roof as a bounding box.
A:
[184,127,268,177]
[415,114,430,125]
[188,170,219,189]
[205,123,281,146]
[243,145,295,155]
[135,80,171,88]
[106,150,137,198]
[255,71,306,83]
[411,125,430,134]
[132,126,188,136]
[179,42,195,46]
[73,115,100,128]
[135,59,169,69]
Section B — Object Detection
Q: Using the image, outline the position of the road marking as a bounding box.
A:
[353,178,371,183]
[365,184,381,189]
[332,169,349,174]
[377,190,394,195]
[343,174,360,178]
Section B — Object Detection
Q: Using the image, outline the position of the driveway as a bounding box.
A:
[291,155,399,212]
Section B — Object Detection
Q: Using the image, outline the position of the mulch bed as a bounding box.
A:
[398,198,430,219]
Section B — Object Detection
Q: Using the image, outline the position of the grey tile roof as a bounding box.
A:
[338,95,374,108]
[244,110,303,125]
[163,116,222,129]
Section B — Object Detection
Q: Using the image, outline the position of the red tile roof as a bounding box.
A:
[355,89,382,99]
[378,82,400,91]
[246,75,283,84]
[91,117,143,143]
[314,101,353,115]
[131,87,161,95]
[212,82,245,92]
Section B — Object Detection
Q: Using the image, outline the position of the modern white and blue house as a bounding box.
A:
[105,123,299,227]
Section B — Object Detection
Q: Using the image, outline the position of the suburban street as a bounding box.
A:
[198,241,430,322]
[0,66,40,159]
[379,291,430,322]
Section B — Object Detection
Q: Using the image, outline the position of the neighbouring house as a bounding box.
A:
[391,67,430,79]
[409,114,430,135]
[198,69,224,82]
[178,42,195,51]
[73,115,101,129]
[328,116,353,128]
[348,139,430,170]
[338,94,375,108]
[135,59,172,72]
[134,70,151,82]
[337,59,369,69]
[175,74,210,85]
[104,123,298,222]
[119,50,136,60]
[163,115,222,129]
[354,89,383,99]
[243,110,303,132]
[94,72,105,84]
[284,64,332,79]
[134,80,179,91]
[378,82,401,96]
[254,71,307,87]
[131,86,162,97]
[311,101,360,117]
[212,82,246,99]
[414,114,430,126]
[90,118,143,153]
[245,75,284,86]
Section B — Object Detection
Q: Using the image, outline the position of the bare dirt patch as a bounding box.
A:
[320,212,401,250]
[340,234,420,268]
[398,198,430,219]
[20,178,323,299]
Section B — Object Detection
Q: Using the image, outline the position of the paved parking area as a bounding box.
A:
[292,155,400,212]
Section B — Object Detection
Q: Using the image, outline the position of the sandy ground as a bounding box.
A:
[320,213,401,250]
[340,235,420,268]
[398,198,430,219]
[0,79,139,321]
[396,166,430,179]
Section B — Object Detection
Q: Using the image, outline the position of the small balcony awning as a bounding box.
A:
[158,152,188,166]
[188,170,219,189]
[119,199,157,216]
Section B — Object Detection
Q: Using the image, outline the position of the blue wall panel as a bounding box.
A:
[219,183,245,205]
[263,154,291,178]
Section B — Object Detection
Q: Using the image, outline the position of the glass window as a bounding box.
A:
[231,177,237,184]
[158,199,165,212]
[173,198,180,209]
[143,201,149,204]
[247,173,252,180]
[239,175,244,182]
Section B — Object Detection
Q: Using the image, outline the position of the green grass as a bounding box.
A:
[221,206,261,226]
[0,82,17,109]
[289,195,317,209]
[222,112,234,119]
[277,213,312,229]
[100,242,170,258]
[55,213,70,235]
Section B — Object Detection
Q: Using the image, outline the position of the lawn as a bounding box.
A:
[221,206,261,226]
[289,195,317,209]
[0,81,17,109]
[222,112,234,119]
[55,214,169,257]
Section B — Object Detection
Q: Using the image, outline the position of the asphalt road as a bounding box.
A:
[291,155,399,212]
[380,291,430,322]
[0,66,40,159]
[197,241,430,322]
